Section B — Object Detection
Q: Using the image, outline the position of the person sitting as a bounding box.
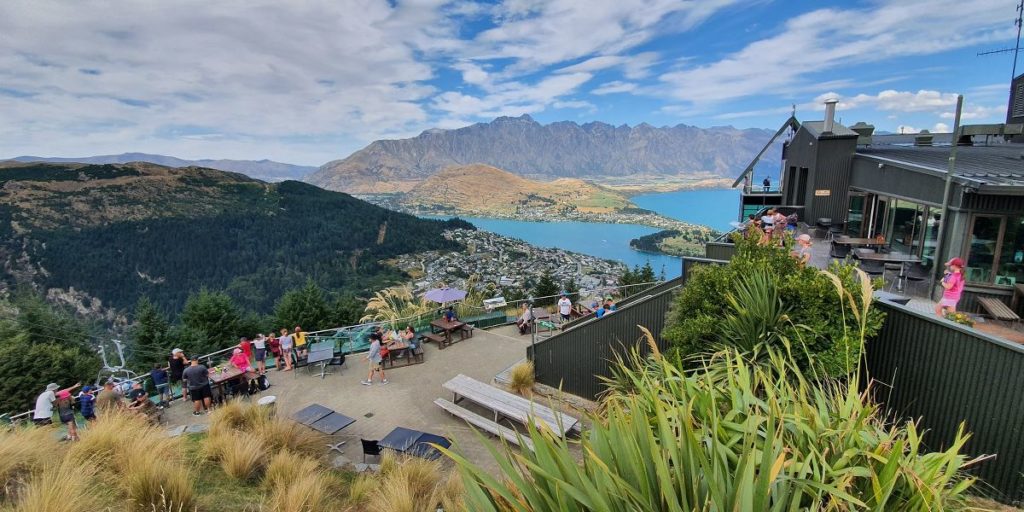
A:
[229,348,255,377]
[516,304,532,334]
[127,389,160,424]
[444,306,457,322]
[791,234,813,265]
[401,325,418,350]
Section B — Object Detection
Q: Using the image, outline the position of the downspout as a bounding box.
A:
[927,95,964,297]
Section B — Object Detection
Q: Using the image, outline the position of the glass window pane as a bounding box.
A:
[890,200,920,254]
[966,216,1001,284]
[846,195,864,236]
[921,208,941,270]
[996,215,1023,287]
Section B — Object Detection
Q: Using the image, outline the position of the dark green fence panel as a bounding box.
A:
[529,286,681,400]
[561,277,684,331]
[867,299,1024,503]
[705,241,736,260]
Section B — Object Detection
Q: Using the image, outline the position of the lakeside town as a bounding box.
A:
[388,228,628,296]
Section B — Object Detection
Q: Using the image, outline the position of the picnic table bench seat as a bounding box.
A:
[977,297,1020,324]
[434,398,535,452]
[419,332,447,348]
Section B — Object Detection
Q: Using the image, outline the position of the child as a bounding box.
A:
[55,390,78,441]
[78,386,96,421]
[151,364,170,406]
[935,257,965,318]
[239,337,253,362]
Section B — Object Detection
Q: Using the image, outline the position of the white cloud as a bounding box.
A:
[660,0,1012,105]
[897,125,921,134]
[933,122,951,132]
[939,104,1005,120]
[432,72,593,119]
[815,90,959,113]
[592,81,639,95]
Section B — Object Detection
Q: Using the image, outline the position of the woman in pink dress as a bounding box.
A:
[935,257,965,318]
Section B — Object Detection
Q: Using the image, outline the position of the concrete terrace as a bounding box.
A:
[161,324,571,473]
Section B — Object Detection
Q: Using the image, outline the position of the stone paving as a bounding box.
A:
[161,324,557,473]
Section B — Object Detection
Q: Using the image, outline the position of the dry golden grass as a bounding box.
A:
[216,432,266,481]
[348,453,463,512]
[263,450,319,489]
[7,460,102,512]
[0,426,61,500]
[508,360,535,396]
[69,412,180,472]
[264,471,335,512]
[123,456,195,512]
[253,417,325,460]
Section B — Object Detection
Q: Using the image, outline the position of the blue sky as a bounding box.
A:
[0,0,1017,166]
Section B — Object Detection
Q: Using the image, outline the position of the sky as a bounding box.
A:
[0,0,1019,166]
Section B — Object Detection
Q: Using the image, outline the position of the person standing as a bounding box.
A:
[33,382,79,426]
[78,386,97,421]
[278,328,294,371]
[557,293,573,323]
[761,209,775,234]
[791,234,813,265]
[239,337,253,362]
[762,176,771,192]
[293,326,307,359]
[168,348,189,401]
[95,380,122,415]
[935,257,966,318]
[267,333,283,371]
[253,333,267,375]
[182,359,213,416]
[55,390,78,441]
[362,334,387,386]
[150,364,171,406]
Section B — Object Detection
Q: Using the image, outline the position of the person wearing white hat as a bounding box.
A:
[33,381,80,426]
[792,233,813,265]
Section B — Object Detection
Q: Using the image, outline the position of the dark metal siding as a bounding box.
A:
[807,138,857,223]
[705,242,737,261]
[562,277,683,331]
[530,287,679,400]
[960,193,1024,213]
[866,300,1024,503]
[849,157,947,206]
[783,128,817,208]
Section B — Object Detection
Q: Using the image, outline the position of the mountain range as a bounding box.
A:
[10,153,315,182]
[0,161,468,315]
[308,114,779,193]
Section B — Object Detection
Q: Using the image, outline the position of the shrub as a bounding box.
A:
[946,311,975,327]
[0,426,60,500]
[8,460,102,512]
[507,360,534,395]
[664,231,884,377]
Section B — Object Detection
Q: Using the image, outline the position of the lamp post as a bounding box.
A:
[526,296,536,361]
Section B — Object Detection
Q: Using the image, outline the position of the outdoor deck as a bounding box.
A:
[160,324,576,473]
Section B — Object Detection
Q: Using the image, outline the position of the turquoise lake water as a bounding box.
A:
[425,188,740,279]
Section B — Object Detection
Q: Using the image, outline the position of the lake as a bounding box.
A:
[423,188,739,279]
[631,188,740,232]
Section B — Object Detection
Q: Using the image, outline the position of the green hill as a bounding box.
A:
[0,161,471,314]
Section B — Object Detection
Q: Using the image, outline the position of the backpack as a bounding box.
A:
[248,379,259,395]
[257,374,271,391]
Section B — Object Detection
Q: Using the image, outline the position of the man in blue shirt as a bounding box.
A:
[150,364,170,406]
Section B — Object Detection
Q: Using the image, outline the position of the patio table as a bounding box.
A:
[430,318,467,346]
[306,341,335,379]
[379,426,451,461]
[208,366,245,402]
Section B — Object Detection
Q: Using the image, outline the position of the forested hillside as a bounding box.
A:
[0,161,471,315]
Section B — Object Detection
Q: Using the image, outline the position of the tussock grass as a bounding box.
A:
[208,399,269,438]
[349,452,463,512]
[254,418,324,460]
[123,456,195,512]
[508,360,535,395]
[0,426,60,500]
[263,450,319,489]
[216,432,266,481]
[264,471,333,512]
[69,412,179,472]
[7,460,102,512]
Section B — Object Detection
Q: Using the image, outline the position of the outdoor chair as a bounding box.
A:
[859,260,885,276]
[830,241,851,260]
[904,263,929,295]
[361,439,381,463]
[884,263,906,292]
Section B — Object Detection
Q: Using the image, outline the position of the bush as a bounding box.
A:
[450,343,981,511]
[664,231,884,377]
[507,360,535,395]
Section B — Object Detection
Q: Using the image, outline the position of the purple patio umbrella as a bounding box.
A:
[423,287,467,304]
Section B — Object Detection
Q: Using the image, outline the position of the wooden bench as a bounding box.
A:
[434,398,535,452]
[977,297,1020,325]
[420,333,447,348]
[460,323,474,338]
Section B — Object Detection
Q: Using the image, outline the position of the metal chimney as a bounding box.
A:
[823,99,838,134]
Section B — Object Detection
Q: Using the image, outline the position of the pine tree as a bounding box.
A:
[562,277,580,300]
[130,296,169,369]
[533,271,560,307]
[274,279,330,332]
[180,289,241,354]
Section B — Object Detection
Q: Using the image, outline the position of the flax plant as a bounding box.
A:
[444,267,984,511]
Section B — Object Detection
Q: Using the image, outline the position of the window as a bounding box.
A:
[965,214,1023,287]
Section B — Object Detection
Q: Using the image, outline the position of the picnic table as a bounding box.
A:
[379,426,451,460]
[429,318,467,349]
[442,374,579,437]
[836,236,886,247]
[291,403,356,453]
[383,340,423,368]
[208,366,245,401]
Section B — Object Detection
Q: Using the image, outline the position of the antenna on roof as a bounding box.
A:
[977,0,1023,80]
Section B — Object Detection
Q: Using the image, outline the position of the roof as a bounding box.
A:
[802,120,859,139]
[732,115,800,188]
[855,144,1024,192]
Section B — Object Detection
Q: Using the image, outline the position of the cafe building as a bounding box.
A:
[732,86,1024,311]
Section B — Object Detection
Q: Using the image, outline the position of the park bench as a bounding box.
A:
[442,374,578,436]
[977,297,1020,326]
[434,398,535,452]
[419,332,448,348]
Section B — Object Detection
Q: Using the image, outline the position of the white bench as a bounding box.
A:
[443,374,578,436]
[434,398,535,452]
